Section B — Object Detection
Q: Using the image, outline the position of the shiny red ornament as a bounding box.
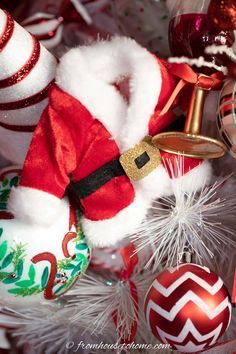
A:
[217,79,236,158]
[145,264,232,353]
[208,0,236,31]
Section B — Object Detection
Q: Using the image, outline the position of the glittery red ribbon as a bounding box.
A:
[0,10,14,51]
[0,121,37,132]
[0,80,53,111]
[0,36,40,88]
[112,244,139,344]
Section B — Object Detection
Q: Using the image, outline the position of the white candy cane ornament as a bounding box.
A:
[0,9,57,164]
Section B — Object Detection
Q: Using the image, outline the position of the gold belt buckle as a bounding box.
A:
[119,136,162,182]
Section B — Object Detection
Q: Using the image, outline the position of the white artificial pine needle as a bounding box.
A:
[66,273,138,342]
[131,159,236,272]
[8,303,112,354]
[10,307,74,354]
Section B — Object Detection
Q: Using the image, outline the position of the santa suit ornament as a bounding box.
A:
[7,37,211,248]
[0,9,56,164]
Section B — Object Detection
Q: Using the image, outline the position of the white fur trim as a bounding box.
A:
[82,191,149,247]
[134,164,172,200]
[56,37,162,152]
[171,161,212,193]
[8,186,68,226]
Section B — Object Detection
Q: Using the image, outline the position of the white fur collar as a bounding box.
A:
[56,37,162,152]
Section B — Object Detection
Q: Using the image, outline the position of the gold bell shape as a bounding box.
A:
[152,75,227,159]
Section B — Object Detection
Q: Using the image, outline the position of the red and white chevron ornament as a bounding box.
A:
[144,264,232,353]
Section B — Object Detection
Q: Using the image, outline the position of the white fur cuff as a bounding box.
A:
[8,186,67,227]
[81,192,149,248]
[170,160,212,193]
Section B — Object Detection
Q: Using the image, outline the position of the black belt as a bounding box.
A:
[70,158,125,199]
[70,150,152,200]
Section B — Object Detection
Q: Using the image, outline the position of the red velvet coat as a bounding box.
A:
[9,38,210,246]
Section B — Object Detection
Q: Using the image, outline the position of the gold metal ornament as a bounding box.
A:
[152,76,227,159]
[120,136,161,181]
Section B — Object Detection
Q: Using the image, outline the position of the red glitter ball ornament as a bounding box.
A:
[208,0,236,31]
[145,263,232,353]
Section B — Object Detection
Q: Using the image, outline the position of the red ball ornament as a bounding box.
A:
[217,80,236,158]
[145,264,232,353]
[208,0,236,31]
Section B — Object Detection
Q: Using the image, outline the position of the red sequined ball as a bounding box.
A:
[208,0,236,30]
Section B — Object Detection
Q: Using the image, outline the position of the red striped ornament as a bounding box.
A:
[145,264,231,353]
[0,10,55,113]
[0,9,56,164]
[22,0,92,49]
[217,79,236,158]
